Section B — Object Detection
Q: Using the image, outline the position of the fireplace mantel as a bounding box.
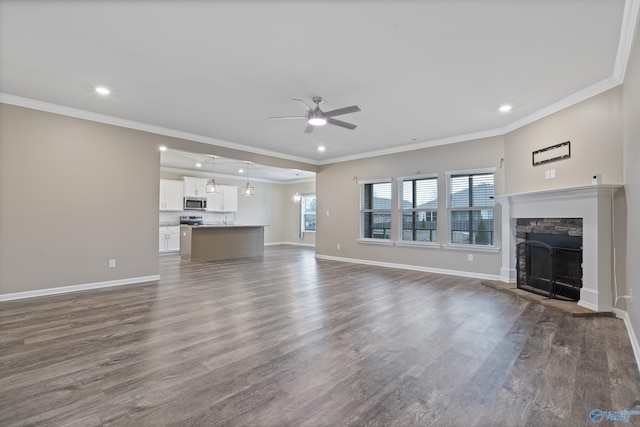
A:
[495,185,622,312]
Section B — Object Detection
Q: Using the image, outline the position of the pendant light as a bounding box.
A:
[241,162,254,196]
[206,155,220,193]
[291,174,303,203]
[291,192,303,204]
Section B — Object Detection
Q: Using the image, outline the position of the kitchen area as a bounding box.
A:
[159,149,317,259]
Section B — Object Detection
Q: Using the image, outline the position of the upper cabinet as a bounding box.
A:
[183,177,208,197]
[159,179,183,211]
[222,185,238,212]
[206,185,238,212]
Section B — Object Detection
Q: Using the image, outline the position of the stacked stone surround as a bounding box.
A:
[515,218,584,295]
[515,218,583,245]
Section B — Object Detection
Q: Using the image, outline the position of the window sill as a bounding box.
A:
[395,241,440,249]
[442,244,500,253]
[357,238,394,246]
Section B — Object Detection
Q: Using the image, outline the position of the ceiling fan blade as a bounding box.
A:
[269,116,308,120]
[292,98,312,112]
[327,117,357,130]
[324,105,361,117]
[304,123,314,134]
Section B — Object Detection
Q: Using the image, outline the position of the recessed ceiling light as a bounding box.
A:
[195,163,202,168]
[239,168,244,174]
[318,145,326,152]
[158,146,167,151]
[499,105,512,113]
[95,86,110,95]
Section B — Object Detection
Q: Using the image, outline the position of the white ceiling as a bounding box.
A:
[161,149,315,183]
[0,0,635,168]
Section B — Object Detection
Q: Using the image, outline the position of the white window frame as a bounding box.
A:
[301,194,316,233]
[397,173,439,247]
[445,168,497,250]
[358,178,393,243]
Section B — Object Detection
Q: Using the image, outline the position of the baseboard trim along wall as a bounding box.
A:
[613,308,640,375]
[278,241,316,248]
[314,254,502,282]
[0,275,161,302]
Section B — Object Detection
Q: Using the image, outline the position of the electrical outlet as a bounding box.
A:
[109,259,116,268]
[326,210,330,216]
[545,170,550,180]
[337,243,341,250]
[468,254,473,262]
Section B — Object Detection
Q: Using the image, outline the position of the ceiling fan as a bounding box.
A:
[269,96,361,134]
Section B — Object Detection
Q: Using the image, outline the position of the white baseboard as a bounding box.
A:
[314,254,502,282]
[264,241,315,248]
[500,267,517,283]
[613,308,640,375]
[0,275,161,302]
[280,241,316,248]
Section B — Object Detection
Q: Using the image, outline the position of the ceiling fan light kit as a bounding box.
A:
[269,96,360,133]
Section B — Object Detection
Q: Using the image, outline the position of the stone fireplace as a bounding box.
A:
[495,185,621,312]
[516,218,583,301]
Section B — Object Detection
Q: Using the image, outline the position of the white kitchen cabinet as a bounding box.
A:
[159,179,184,211]
[159,226,180,252]
[222,185,238,212]
[206,185,238,212]
[183,177,208,197]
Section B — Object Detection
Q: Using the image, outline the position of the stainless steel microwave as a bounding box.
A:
[183,196,207,211]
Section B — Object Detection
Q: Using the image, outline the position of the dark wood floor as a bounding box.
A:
[1,246,639,426]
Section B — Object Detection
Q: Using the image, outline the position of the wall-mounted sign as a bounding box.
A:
[532,141,570,166]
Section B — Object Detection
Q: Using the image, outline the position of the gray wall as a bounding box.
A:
[504,86,624,194]
[315,87,626,280]
[316,136,505,276]
[0,104,160,294]
[622,21,640,352]
[0,103,317,296]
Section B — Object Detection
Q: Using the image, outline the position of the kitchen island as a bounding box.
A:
[179,225,266,261]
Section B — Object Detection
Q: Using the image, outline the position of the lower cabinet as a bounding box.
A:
[159,226,180,252]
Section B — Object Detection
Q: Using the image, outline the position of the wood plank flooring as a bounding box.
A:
[1,245,639,426]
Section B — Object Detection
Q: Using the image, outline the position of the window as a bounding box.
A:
[302,195,316,232]
[360,180,392,240]
[447,171,494,245]
[400,176,437,242]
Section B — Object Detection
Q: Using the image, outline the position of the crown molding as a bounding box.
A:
[160,166,285,184]
[613,0,640,81]
[0,93,320,165]
[160,166,314,184]
[317,128,506,165]
[3,0,638,172]
[499,76,622,134]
